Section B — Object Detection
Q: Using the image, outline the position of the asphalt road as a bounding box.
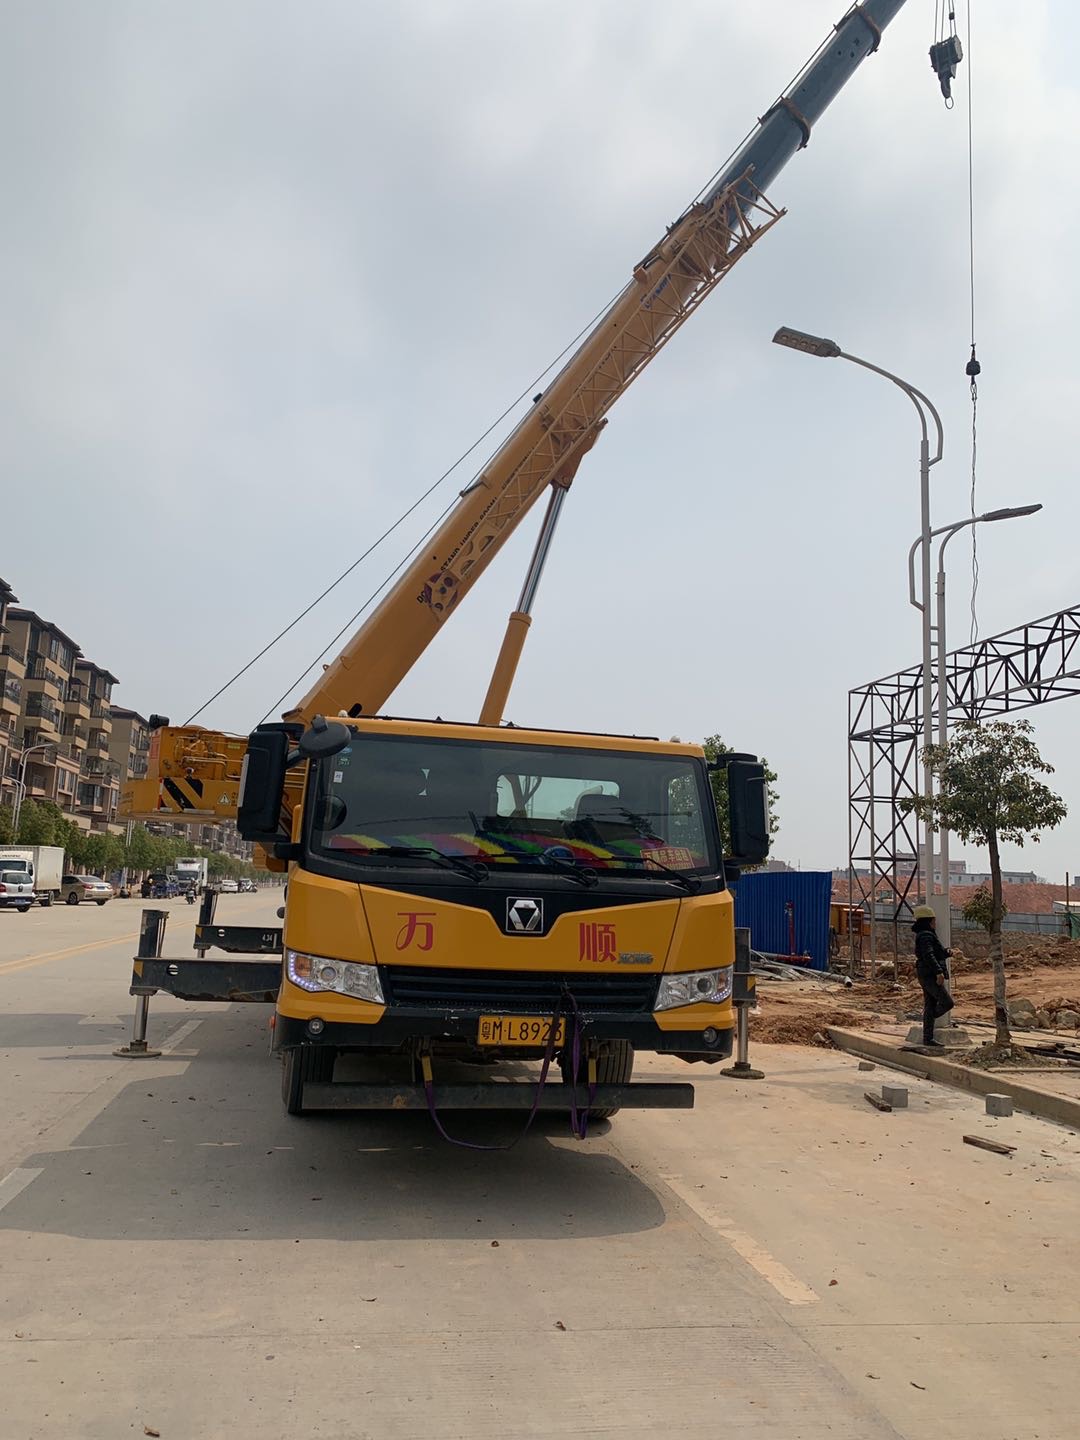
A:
[1,895,1079,1439]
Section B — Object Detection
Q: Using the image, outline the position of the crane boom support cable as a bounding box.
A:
[964,0,979,644]
[180,289,626,727]
[257,496,460,724]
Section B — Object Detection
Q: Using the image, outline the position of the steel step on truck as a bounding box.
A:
[119,1,909,1128]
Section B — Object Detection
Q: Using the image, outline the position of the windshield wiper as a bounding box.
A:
[363,845,489,883]
[539,852,599,889]
[611,854,701,894]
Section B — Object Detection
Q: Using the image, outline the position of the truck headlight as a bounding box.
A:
[286,949,384,1003]
[655,966,733,1011]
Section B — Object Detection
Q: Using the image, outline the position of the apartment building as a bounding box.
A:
[0,603,120,833]
[0,577,22,808]
[4,606,84,822]
[3,578,252,859]
[74,659,121,830]
[108,706,151,783]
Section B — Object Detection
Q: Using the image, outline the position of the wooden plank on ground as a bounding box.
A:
[963,1134,1016,1156]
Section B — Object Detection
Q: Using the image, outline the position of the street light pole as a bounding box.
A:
[772,327,943,914]
[11,743,56,837]
[908,504,1043,943]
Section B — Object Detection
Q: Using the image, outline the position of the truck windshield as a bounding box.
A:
[308,733,719,879]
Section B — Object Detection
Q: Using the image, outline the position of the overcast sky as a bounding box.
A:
[3,1,1078,882]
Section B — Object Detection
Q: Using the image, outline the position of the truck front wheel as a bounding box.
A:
[281,1046,336,1116]
[561,1040,634,1120]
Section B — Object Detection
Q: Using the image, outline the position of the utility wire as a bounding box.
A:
[181,288,626,728]
[257,494,460,724]
[964,0,980,645]
[187,6,859,730]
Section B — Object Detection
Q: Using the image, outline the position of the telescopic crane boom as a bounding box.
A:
[123,0,908,826]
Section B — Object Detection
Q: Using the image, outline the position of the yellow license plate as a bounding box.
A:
[477,1015,567,1047]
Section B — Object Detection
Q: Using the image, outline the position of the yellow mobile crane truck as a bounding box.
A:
[123,2,908,1123]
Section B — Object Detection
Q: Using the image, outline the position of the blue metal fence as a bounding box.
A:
[734,871,833,971]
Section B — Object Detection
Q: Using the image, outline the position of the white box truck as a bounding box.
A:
[0,845,66,906]
[174,857,209,895]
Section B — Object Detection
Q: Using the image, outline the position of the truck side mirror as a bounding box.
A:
[237,728,291,842]
[297,716,351,760]
[726,760,770,867]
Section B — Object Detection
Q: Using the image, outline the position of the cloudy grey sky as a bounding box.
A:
[3,1,1078,881]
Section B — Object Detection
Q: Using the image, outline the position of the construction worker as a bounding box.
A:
[912,905,953,1046]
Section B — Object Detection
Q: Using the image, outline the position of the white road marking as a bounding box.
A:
[661,1173,819,1306]
[0,1167,44,1213]
[159,1019,203,1053]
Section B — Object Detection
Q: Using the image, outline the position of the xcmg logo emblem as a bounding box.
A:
[505,898,543,935]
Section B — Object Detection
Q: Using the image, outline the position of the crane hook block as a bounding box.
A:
[929,35,963,103]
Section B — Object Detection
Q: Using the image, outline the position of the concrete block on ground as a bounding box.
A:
[881,1084,908,1108]
[986,1093,1014,1118]
[904,1023,971,1047]
[858,1061,875,1072]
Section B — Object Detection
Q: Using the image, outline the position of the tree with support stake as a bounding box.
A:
[904,720,1066,1050]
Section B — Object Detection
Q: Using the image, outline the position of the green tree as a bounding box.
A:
[123,825,158,875]
[905,720,1065,1048]
[0,803,13,843]
[961,885,1006,935]
[14,799,56,845]
[699,734,780,853]
[80,833,111,875]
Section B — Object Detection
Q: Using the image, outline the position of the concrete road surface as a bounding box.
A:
[1,895,1078,1439]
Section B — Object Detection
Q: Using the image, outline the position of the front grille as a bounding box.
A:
[382,965,657,1015]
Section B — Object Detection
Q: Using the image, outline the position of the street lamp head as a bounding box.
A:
[772,325,842,359]
[980,503,1043,523]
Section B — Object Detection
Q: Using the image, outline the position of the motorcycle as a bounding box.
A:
[184,889,195,905]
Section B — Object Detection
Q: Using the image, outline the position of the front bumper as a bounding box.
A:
[274,1009,733,1060]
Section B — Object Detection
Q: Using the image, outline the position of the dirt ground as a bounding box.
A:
[751,933,1080,1046]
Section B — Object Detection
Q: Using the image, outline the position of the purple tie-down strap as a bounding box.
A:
[561,989,598,1140]
[421,997,567,1152]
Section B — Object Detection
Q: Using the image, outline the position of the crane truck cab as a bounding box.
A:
[238,715,769,1116]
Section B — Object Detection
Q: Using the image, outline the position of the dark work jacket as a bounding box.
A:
[913,922,950,988]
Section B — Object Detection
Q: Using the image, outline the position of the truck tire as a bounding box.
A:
[281,1046,336,1116]
[561,1040,634,1120]
[96,899,108,906]
[40,895,52,908]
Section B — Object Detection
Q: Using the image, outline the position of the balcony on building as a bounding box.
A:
[0,625,27,684]
[24,692,63,739]
[64,678,92,721]
[76,660,118,728]
[24,655,66,698]
[0,668,21,715]
[62,717,88,752]
[78,780,118,822]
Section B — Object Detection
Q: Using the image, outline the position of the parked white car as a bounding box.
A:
[0,870,34,913]
[218,879,239,893]
[61,874,114,906]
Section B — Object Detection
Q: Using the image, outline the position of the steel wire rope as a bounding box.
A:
[188,10,853,728]
[181,290,628,727]
[257,493,460,724]
[964,0,979,644]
